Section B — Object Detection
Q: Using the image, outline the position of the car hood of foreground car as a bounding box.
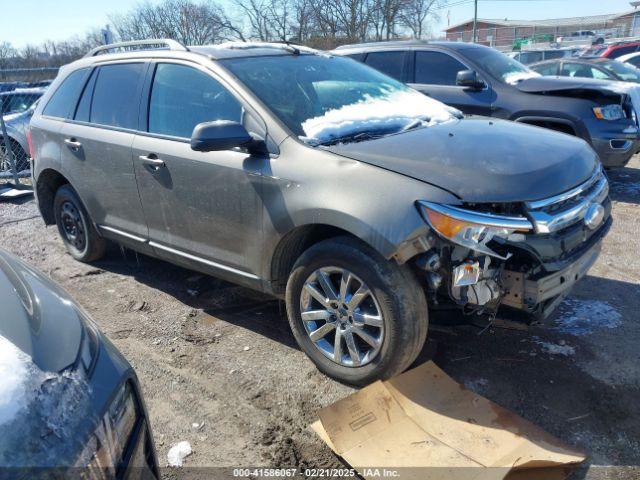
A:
[324,117,598,203]
[0,249,87,373]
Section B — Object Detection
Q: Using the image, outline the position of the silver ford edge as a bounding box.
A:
[29,40,611,385]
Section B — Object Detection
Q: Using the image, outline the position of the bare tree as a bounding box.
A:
[400,0,443,39]
[0,42,16,70]
[111,0,245,45]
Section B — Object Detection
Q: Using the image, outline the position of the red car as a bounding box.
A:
[584,40,640,59]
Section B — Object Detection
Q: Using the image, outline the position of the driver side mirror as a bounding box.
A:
[456,70,485,90]
[190,120,253,152]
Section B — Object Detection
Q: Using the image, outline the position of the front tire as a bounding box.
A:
[54,185,106,262]
[285,237,428,386]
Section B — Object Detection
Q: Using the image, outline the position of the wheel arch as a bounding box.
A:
[513,115,578,137]
[268,221,396,296]
[35,168,71,225]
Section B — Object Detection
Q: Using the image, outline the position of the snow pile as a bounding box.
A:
[168,441,192,467]
[504,71,539,85]
[301,89,454,144]
[0,336,30,426]
[534,339,575,356]
[554,298,622,336]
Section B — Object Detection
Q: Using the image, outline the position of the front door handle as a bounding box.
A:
[139,154,165,169]
[64,138,82,150]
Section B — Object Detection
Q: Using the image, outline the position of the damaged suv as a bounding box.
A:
[30,40,610,385]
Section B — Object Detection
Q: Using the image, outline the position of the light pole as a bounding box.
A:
[472,0,478,43]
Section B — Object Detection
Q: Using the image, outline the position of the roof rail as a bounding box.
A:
[84,39,189,58]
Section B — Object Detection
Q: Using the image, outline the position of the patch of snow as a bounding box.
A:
[504,71,539,85]
[463,377,489,392]
[0,336,30,426]
[554,298,622,336]
[300,89,455,144]
[168,441,192,467]
[534,339,575,356]
[0,336,93,467]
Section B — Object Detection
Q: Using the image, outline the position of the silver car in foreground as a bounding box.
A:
[29,40,610,385]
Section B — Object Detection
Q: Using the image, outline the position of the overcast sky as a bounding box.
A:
[1,0,638,48]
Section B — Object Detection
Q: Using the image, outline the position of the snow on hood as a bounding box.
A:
[300,89,456,144]
[0,336,31,426]
[0,334,94,467]
[504,71,540,85]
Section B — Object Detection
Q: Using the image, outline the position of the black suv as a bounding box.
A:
[334,40,640,168]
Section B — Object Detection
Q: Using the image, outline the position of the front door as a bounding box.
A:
[59,62,149,242]
[408,50,495,116]
[132,62,265,282]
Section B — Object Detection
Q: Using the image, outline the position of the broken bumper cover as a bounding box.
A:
[501,239,602,318]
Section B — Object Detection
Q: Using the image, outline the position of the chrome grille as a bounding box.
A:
[525,167,609,234]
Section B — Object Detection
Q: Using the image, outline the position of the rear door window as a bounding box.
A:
[148,63,242,139]
[414,51,467,85]
[530,63,559,76]
[543,50,565,60]
[561,63,610,80]
[42,68,89,118]
[90,63,144,129]
[364,51,406,81]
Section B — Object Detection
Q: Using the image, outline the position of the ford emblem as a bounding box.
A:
[584,203,605,230]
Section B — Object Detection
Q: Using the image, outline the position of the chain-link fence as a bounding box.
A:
[0,70,54,190]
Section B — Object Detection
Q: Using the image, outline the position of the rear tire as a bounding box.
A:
[285,236,428,386]
[54,185,106,262]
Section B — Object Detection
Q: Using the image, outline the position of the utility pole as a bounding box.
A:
[472,0,478,43]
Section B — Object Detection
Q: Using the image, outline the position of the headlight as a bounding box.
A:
[418,202,533,259]
[75,382,138,478]
[593,104,625,121]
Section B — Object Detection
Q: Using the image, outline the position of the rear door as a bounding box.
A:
[131,61,266,283]
[59,62,149,245]
[408,49,494,116]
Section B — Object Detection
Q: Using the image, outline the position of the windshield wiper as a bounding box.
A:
[317,130,388,146]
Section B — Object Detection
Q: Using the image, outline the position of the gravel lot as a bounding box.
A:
[1,157,639,479]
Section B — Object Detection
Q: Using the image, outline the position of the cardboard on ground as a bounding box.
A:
[311,361,585,480]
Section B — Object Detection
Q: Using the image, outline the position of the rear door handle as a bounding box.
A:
[139,154,165,169]
[64,138,82,149]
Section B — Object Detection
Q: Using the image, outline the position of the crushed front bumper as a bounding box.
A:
[501,240,601,319]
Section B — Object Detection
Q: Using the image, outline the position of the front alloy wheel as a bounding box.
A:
[286,237,429,386]
[301,267,384,367]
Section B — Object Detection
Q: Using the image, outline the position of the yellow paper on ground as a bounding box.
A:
[311,361,584,480]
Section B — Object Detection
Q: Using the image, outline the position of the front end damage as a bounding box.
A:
[403,166,611,321]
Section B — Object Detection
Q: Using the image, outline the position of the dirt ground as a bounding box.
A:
[1,157,640,480]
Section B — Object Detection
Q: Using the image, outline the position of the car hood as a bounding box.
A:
[0,249,85,374]
[324,117,598,203]
[515,75,627,94]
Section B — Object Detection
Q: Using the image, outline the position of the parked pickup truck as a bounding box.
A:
[334,40,640,168]
[30,40,611,385]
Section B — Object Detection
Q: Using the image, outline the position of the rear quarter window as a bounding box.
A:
[90,63,144,129]
[42,68,89,119]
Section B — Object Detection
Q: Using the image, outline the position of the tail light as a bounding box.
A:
[27,127,33,160]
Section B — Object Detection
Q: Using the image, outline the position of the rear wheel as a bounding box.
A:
[285,237,428,386]
[54,185,106,262]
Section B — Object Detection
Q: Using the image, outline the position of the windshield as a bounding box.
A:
[600,60,640,83]
[470,48,540,85]
[221,54,455,145]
